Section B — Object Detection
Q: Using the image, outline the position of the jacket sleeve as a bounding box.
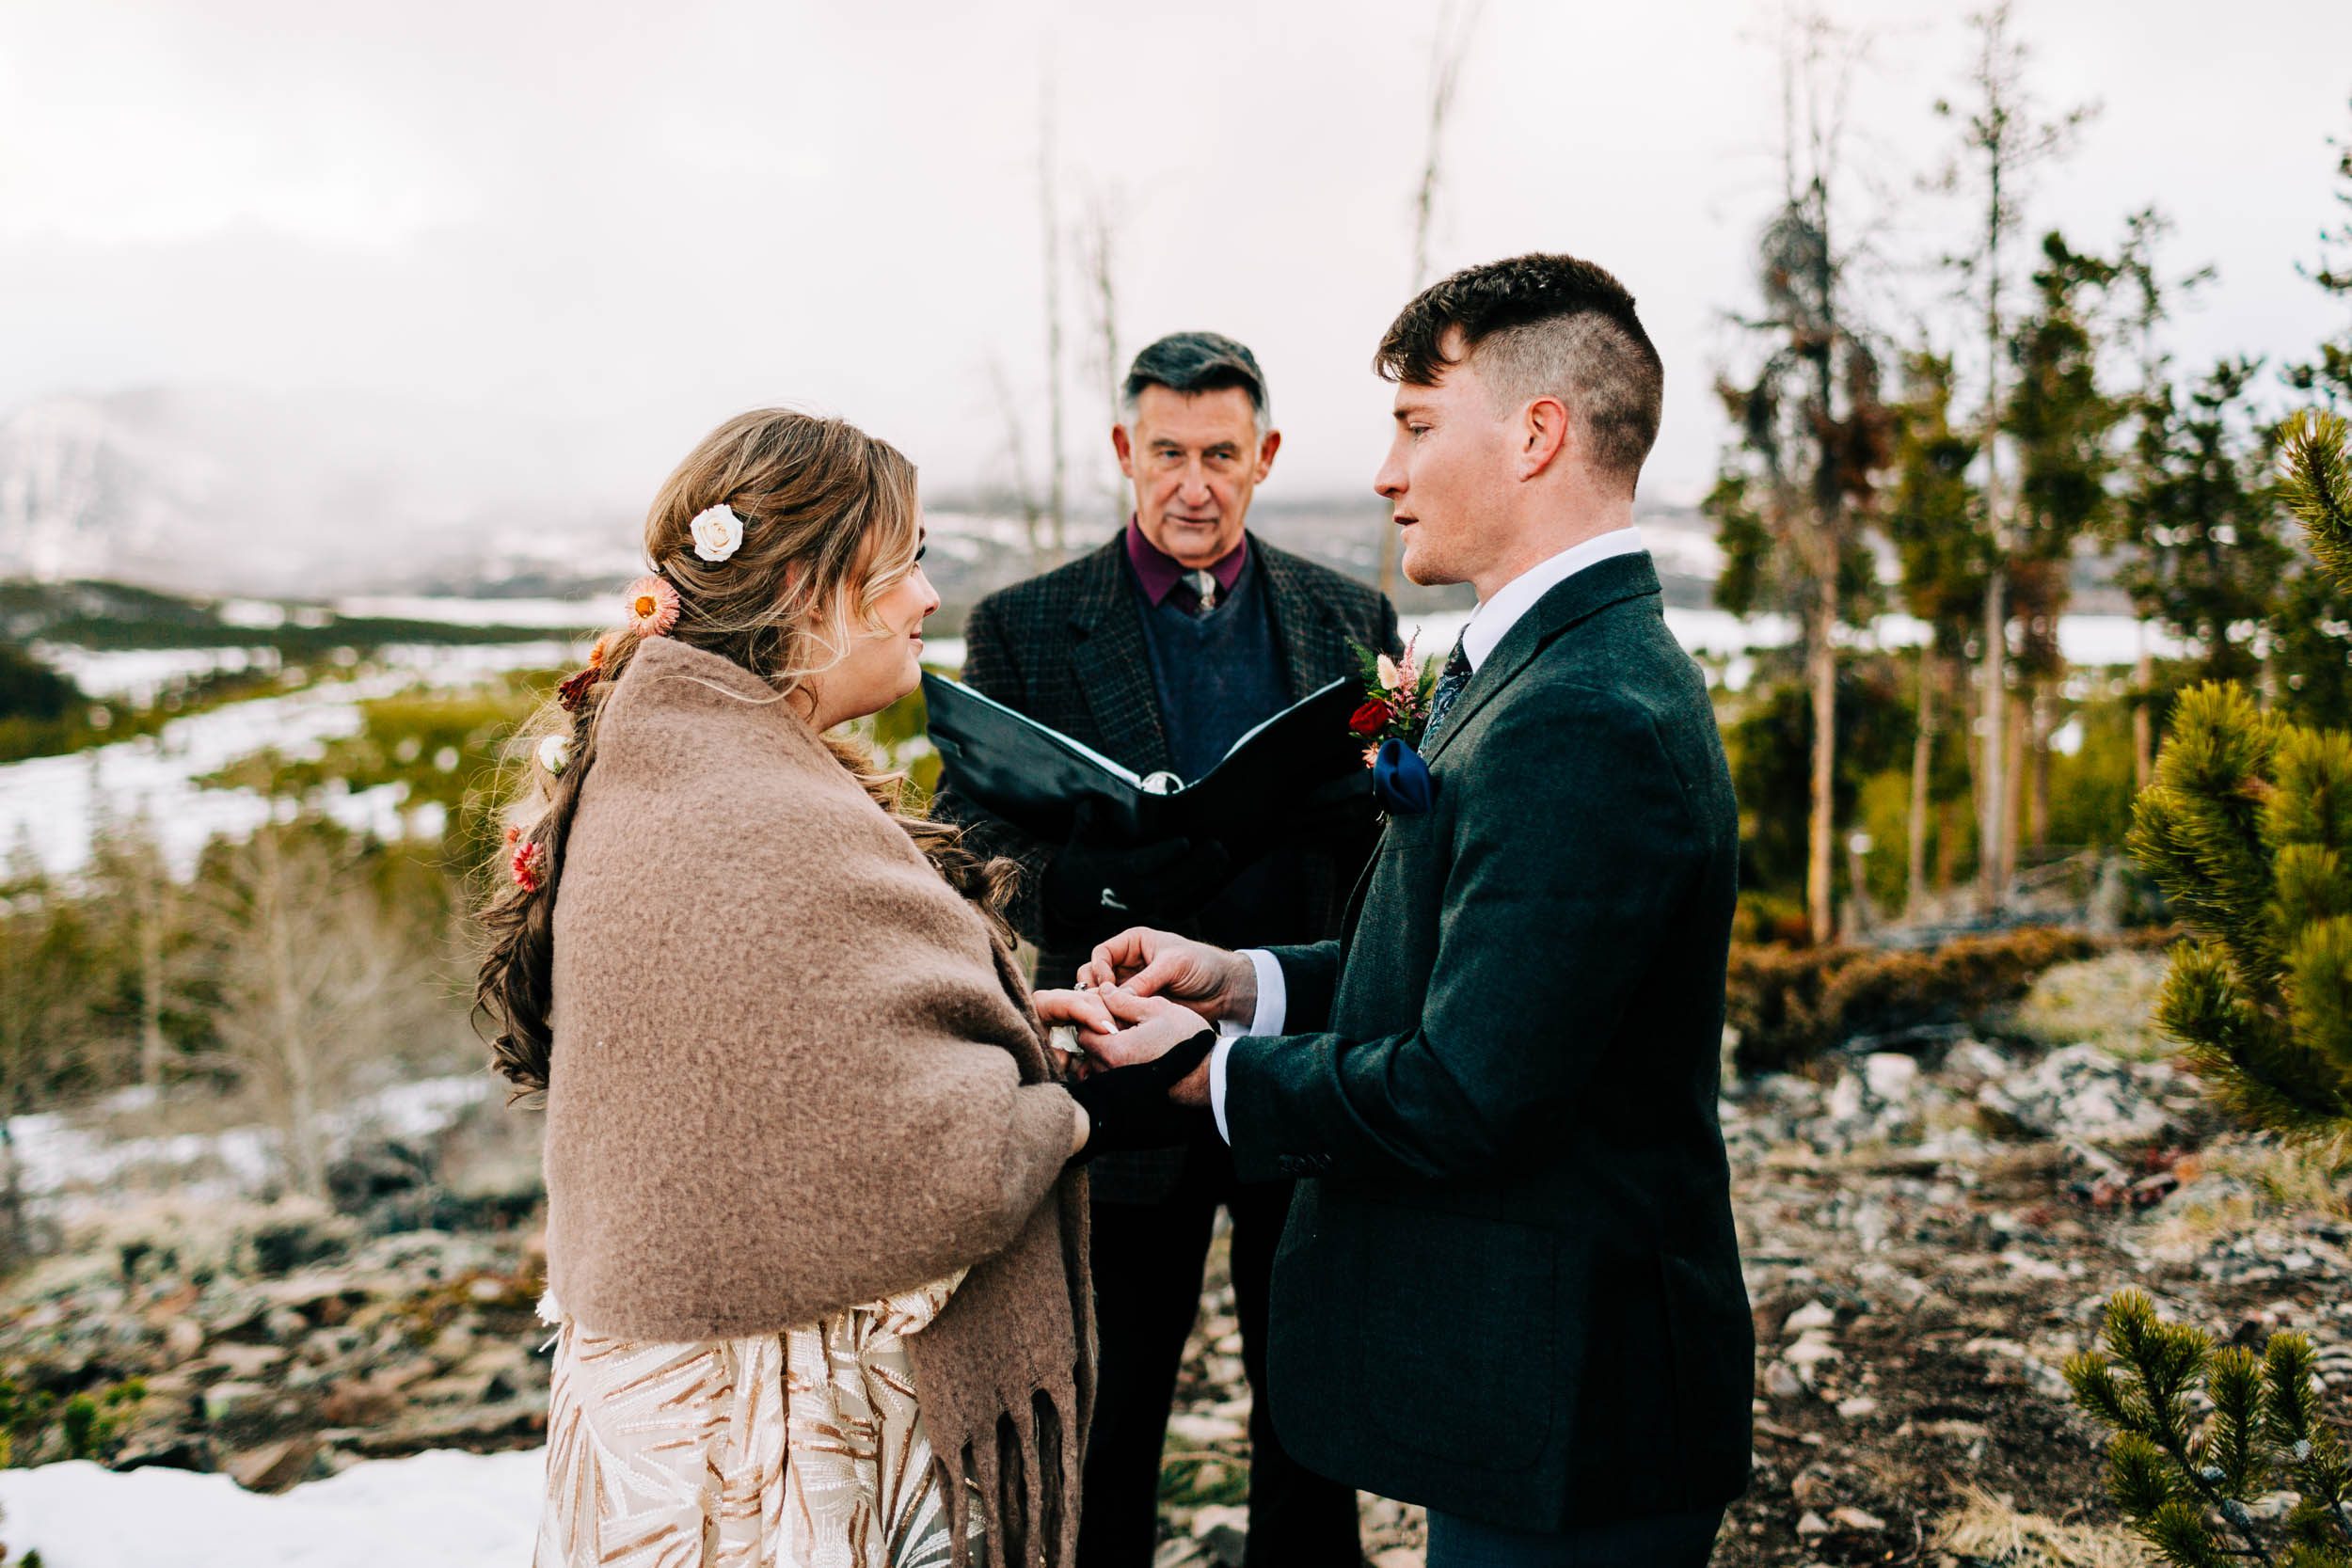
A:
[929,595,1059,947]
[1222,689,1702,1185]
[1260,941,1342,1034]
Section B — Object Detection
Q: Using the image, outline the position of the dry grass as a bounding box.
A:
[1931,1485,2151,1568]
[2145,1133,2352,1250]
[2011,951,2172,1062]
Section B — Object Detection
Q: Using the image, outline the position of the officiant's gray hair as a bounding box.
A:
[1376,253,1663,496]
[1120,331,1272,436]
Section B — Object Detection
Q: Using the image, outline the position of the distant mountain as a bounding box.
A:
[0,387,629,597]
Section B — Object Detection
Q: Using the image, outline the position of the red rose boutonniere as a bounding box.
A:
[1346,632,1439,767]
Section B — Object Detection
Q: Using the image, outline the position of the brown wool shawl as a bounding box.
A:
[543,636,1094,1568]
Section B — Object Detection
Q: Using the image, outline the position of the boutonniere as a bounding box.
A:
[1348,634,1439,816]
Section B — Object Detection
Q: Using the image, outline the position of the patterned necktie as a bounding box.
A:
[1419,638,1474,747]
[1181,569,1220,616]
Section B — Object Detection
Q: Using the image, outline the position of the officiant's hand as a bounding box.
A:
[1083,988,1216,1107]
[1041,801,1234,934]
[1078,928,1255,1029]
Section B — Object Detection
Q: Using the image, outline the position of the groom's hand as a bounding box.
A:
[1078,929,1255,1027]
[1083,989,1216,1107]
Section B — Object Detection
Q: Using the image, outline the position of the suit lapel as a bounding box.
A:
[1256,538,1352,701]
[1422,554,1662,767]
[1068,538,1177,775]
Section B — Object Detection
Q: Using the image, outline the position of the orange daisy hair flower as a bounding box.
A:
[623,575,680,638]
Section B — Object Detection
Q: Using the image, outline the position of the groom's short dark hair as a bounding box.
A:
[1375,253,1663,493]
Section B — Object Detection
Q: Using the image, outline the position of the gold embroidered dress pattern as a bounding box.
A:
[535,1271,973,1568]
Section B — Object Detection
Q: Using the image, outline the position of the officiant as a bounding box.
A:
[931,330,1398,1568]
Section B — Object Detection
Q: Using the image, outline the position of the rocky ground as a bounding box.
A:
[0,952,2344,1567]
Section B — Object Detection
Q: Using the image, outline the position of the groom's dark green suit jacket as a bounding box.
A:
[1223,551,1753,1529]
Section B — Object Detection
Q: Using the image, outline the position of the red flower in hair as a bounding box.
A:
[556,665,599,713]
[511,837,546,894]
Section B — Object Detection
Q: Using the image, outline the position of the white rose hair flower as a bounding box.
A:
[538,734,573,776]
[689,504,745,563]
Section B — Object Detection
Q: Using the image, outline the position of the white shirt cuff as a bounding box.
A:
[1210,950,1288,1144]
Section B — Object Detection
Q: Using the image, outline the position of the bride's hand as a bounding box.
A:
[1032,987,1118,1077]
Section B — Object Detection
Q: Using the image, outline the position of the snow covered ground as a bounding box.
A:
[6,1073,495,1224]
[0,641,573,879]
[31,644,281,705]
[0,1448,542,1567]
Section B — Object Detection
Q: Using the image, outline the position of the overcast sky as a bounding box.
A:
[3,0,2347,522]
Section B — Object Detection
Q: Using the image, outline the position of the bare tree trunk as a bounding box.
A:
[1999,689,2027,893]
[2133,626,2153,792]
[1037,83,1068,566]
[1081,190,1123,509]
[2027,678,2052,856]
[1385,0,1485,603]
[1978,563,2007,913]
[1906,647,1935,919]
[138,871,167,1090]
[987,359,1046,572]
[1806,590,1838,945]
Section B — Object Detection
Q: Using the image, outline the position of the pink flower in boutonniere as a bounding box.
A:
[1346,630,1440,765]
[623,575,680,638]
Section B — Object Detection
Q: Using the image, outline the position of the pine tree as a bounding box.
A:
[2286,97,2352,412]
[1931,0,2093,915]
[1884,351,1984,912]
[2005,230,2128,861]
[2066,1291,2352,1566]
[1707,7,1893,943]
[2118,359,2290,690]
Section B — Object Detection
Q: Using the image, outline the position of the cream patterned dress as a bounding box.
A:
[535,1271,978,1568]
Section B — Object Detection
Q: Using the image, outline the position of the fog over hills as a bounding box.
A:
[0,387,642,598]
[0,385,1724,615]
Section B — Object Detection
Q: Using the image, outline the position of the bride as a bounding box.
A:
[474,408,1208,1568]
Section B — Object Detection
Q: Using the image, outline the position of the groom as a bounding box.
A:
[1065,254,1753,1567]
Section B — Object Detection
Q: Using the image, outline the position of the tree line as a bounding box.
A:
[1708,3,2352,946]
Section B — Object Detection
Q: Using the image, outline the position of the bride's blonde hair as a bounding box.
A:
[475,408,1014,1096]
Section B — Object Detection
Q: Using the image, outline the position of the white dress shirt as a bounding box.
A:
[1207,527,1647,1140]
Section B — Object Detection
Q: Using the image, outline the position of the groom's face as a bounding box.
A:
[1375,332,1517,588]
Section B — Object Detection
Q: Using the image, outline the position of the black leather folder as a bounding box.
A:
[921,672,1364,847]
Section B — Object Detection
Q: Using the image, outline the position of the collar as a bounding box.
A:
[1460,527,1647,672]
[1124,515,1249,607]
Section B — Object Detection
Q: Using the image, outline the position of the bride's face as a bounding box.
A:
[803,529,939,730]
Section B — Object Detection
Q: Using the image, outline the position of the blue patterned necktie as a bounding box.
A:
[1420,638,1473,747]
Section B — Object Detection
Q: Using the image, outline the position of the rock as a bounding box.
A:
[1764,1361,1804,1400]
[1189,1504,1249,1568]
[1979,1044,2180,1146]
[1783,1300,1836,1335]
[201,1381,273,1424]
[116,1433,215,1472]
[318,1376,404,1427]
[1369,1551,1422,1568]
[1825,1073,1866,1122]
[204,1343,288,1379]
[1782,1332,1841,1386]
[1795,1511,1831,1539]
[161,1317,204,1363]
[228,1433,320,1494]
[1836,1395,1880,1418]
[1788,1465,1836,1508]
[1829,1505,1886,1531]
[1164,1410,1247,1446]
[1862,1053,1919,1103]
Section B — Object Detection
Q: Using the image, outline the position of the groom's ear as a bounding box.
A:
[1518,395,1574,481]
[1111,422,1136,478]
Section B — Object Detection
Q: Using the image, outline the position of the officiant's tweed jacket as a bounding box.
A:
[1230,552,1755,1530]
[932,529,1398,1203]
